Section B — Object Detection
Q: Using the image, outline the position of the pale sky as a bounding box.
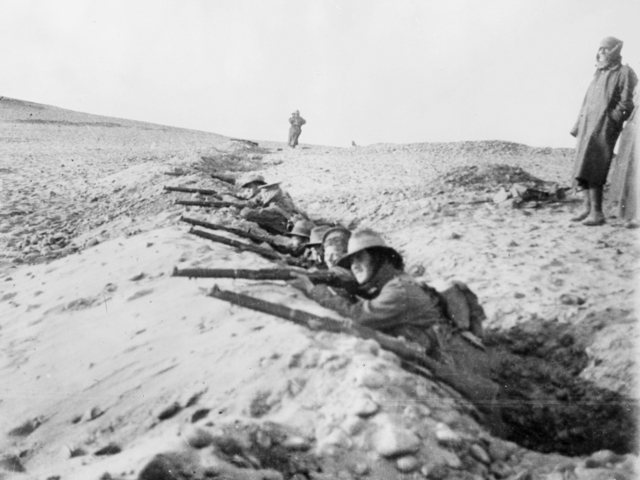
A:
[2,0,639,148]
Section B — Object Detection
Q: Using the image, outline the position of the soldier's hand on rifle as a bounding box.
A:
[288,272,314,295]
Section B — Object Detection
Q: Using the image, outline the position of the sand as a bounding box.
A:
[0,97,638,479]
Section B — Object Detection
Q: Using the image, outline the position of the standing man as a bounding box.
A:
[288,110,306,148]
[570,36,637,226]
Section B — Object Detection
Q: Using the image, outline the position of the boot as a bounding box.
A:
[571,189,591,221]
[582,185,606,226]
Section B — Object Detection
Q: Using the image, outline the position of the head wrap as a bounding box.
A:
[596,36,623,70]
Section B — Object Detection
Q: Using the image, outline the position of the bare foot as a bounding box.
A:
[570,211,590,222]
[582,213,605,226]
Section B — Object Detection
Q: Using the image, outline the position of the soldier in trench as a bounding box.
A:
[289,228,452,360]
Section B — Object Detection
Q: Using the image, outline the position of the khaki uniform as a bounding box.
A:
[308,263,447,349]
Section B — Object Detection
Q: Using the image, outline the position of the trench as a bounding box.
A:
[479,313,638,456]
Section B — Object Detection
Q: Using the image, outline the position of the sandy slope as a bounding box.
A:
[0,98,638,479]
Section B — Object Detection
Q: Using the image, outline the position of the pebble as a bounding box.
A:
[352,395,379,417]
[342,416,366,436]
[156,402,182,420]
[186,428,214,449]
[488,439,517,462]
[352,462,370,476]
[83,406,104,422]
[0,454,25,473]
[373,423,420,457]
[434,422,463,446]
[585,449,623,467]
[396,455,419,472]
[559,293,585,306]
[355,369,387,389]
[94,443,121,456]
[421,463,448,480]
[469,443,491,464]
[281,436,311,451]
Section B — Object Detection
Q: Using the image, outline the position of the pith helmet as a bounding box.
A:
[258,182,282,190]
[287,220,315,238]
[337,228,402,269]
[237,173,266,188]
[307,225,331,246]
[322,226,351,246]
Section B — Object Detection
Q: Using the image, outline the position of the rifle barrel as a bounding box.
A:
[175,199,245,208]
[173,267,294,281]
[164,186,222,197]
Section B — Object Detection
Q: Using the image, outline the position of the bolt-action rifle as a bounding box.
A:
[180,216,293,255]
[207,285,502,421]
[188,227,307,267]
[172,267,360,294]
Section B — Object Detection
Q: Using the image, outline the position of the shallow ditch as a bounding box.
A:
[482,315,638,456]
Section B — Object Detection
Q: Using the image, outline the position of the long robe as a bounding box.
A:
[571,64,637,186]
[610,87,639,220]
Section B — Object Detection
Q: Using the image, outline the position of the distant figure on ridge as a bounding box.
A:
[610,83,640,227]
[570,36,637,226]
[288,110,306,148]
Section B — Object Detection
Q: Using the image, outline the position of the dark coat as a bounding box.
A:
[610,87,639,220]
[571,64,637,186]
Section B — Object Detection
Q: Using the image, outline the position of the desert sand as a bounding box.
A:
[0,97,638,479]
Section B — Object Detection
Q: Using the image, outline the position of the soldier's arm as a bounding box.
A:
[308,280,409,330]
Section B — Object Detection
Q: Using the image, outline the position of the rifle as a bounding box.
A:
[209,172,237,185]
[188,228,306,267]
[180,216,292,255]
[172,267,359,293]
[164,186,223,198]
[175,199,246,209]
[207,285,502,419]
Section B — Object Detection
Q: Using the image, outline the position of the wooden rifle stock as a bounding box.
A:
[180,216,291,255]
[188,228,306,267]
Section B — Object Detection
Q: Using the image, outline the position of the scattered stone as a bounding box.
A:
[435,423,463,446]
[84,406,105,421]
[282,436,311,451]
[396,455,419,472]
[186,427,214,449]
[8,417,43,437]
[156,402,182,420]
[585,449,624,467]
[488,439,517,462]
[352,395,380,417]
[129,272,145,281]
[352,462,370,476]
[469,443,491,464]
[342,416,366,436]
[0,454,25,472]
[86,238,99,247]
[373,422,420,457]
[355,369,386,389]
[94,443,121,456]
[559,293,585,306]
[138,451,202,480]
[514,292,525,299]
[422,463,449,480]
[191,408,210,423]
